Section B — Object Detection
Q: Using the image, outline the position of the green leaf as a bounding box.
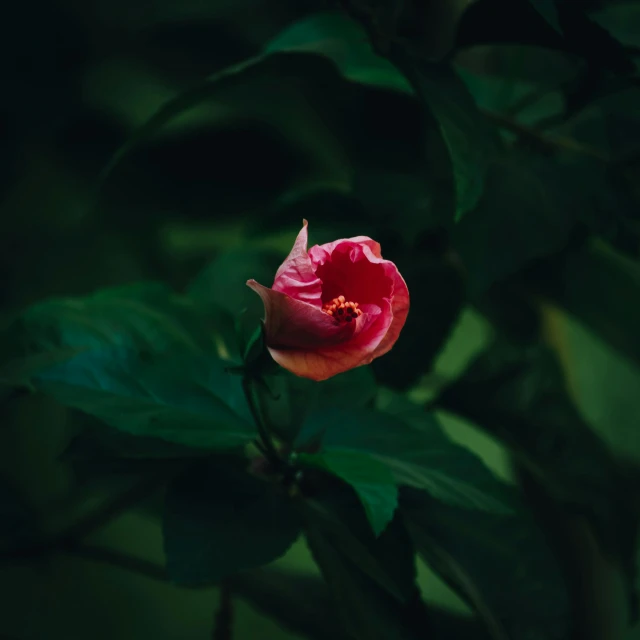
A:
[62,423,208,486]
[10,282,219,356]
[529,0,562,32]
[260,365,377,444]
[592,2,640,49]
[189,248,282,319]
[524,241,640,368]
[298,451,398,536]
[402,488,570,640]
[435,340,622,506]
[164,460,301,584]
[433,339,638,614]
[228,567,490,640]
[371,258,464,390]
[101,11,493,226]
[278,10,498,222]
[317,365,378,410]
[407,59,498,221]
[264,12,412,94]
[456,61,564,129]
[0,475,39,549]
[0,347,81,394]
[298,487,421,640]
[296,400,514,515]
[31,347,256,451]
[452,151,602,296]
[100,51,348,185]
[188,246,284,358]
[262,0,496,238]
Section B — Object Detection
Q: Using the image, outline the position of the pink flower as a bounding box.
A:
[247,220,409,381]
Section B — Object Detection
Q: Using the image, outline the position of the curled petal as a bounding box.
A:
[247,221,409,381]
[371,269,410,358]
[308,236,382,269]
[267,299,392,381]
[272,219,323,306]
[247,280,354,349]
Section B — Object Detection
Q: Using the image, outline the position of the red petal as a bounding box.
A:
[247,280,354,349]
[266,300,392,381]
[371,269,410,358]
[271,219,323,306]
[308,235,382,269]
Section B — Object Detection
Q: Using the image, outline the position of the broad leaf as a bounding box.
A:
[62,424,208,486]
[433,339,638,613]
[435,340,622,505]
[164,460,301,584]
[524,242,640,368]
[528,0,562,32]
[456,0,634,74]
[407,58,498,221]
[229,567,490,640]
[591,2,640,50]
[371,257,464,390]
[271,12,497,220]
[264,11,411,94]
[260,365,377,444]
[188,247,282,319]
[298,486,421,640]
[31,347,256,451]
[9,282,219,356]
[0,347,81,397]
[0,475,39,549]
[298,450,398,536]
[296,401,513,515]
[452,149,630,296]
[102,11,494,226]
[188,246,284,359]
[402,488,570,640]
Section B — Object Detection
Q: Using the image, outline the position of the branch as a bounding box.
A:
[481,110,610,161]
[212,582,234,640]
[0,472,172,564]
[242,376,283,471]
[62,543,489,640]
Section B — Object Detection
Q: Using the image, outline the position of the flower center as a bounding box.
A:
[322,295,362,323]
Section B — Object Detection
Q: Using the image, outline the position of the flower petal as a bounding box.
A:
[308,236,382,269]
[247,280,354,349]
[266,299,392,381]
[314,242,395,306]
[371,269,410,358]
[271,219,323,306]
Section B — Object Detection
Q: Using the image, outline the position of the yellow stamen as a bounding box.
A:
[322,296,363,323]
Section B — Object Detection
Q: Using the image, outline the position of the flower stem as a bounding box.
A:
[213,582,234,640]
[242,376,282,470]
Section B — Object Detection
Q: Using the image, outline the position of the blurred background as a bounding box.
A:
[1,0,640,637]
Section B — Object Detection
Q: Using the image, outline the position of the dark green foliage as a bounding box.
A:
[2,0,640,638]
[403,488,570,640]
[298,486,422,640]
[164,460,301,584]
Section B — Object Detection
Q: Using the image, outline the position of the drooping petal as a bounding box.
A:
[247,220,409,381]
[272,220,323,306]
[247,280,354,349]
[266,299,392,381]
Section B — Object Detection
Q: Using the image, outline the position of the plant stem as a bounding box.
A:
[0,472,171,564]
[63,543,174,583]
[213,582,234,640]
[481,109,609,161]
[242,376,282,470]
